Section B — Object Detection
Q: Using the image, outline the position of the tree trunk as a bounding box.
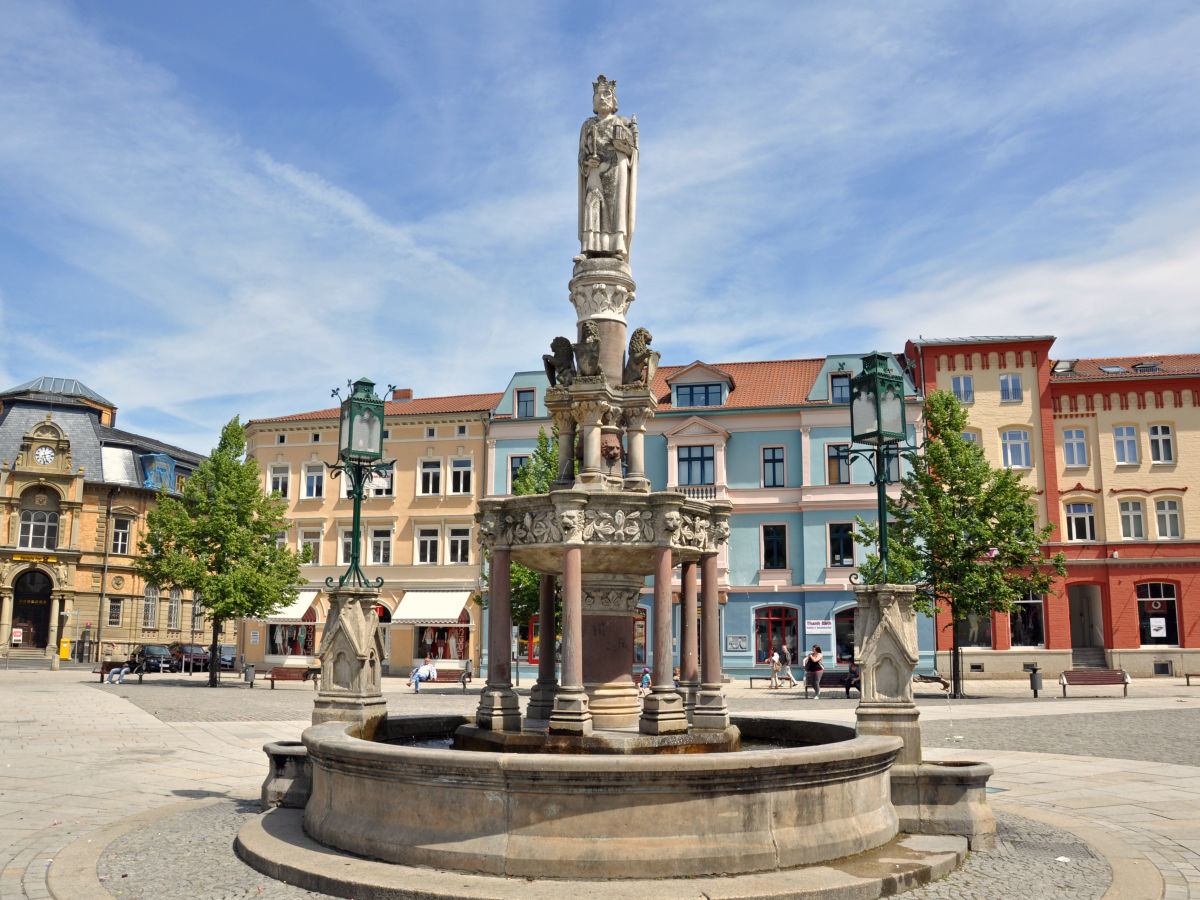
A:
[950,606,965,699]
[208,622,221,687]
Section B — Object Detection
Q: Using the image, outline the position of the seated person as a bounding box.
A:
[106,657,134,684]
[408,657,438,692]
[844,660,862,698]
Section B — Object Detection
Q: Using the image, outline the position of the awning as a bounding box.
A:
[394,591,472,626]
[269,589,318,623]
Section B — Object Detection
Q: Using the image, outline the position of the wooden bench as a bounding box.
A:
[1184,673,1200,686]
[1060,669,1128,697]
[94,660,149,684]
[265,666,319,689]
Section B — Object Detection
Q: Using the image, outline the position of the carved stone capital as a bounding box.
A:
[573,399,609,427]
[570,281,634,323]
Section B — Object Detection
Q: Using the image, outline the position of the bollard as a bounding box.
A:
[1029,663,1043,698]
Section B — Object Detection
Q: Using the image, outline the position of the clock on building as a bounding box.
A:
[34,446,55,465]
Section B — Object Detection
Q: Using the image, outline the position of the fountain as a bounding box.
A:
[237,76,990,898]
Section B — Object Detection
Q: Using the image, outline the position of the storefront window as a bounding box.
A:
[415,608,472,661]
[1010,594,1045,647]
[268,623,316,656]
[1137,583,1178,645]
[754,606,798,665]
[633,608,647,666]
[834,608,855,663]
[955,612,992,648]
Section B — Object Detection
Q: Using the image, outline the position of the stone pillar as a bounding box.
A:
[580,574,643,728]
[525,574,558,721]
[550,545,591,734]
[0,591,11,647]
[46,592,61,666]
[476,549,522,731]
[678,560,699,720]
[692,553,730,731]
[853,583,921,765]
[575,400,607,487]
[641,546,687,734]
[568,257,635,390]
[622,404,651,492]
[547,404,578,490]
[313,585,388,739]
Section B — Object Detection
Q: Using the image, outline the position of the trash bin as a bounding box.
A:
[244,664,256,687]
[1029,664,1043,698]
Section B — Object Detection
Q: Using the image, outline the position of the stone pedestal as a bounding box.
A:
[581,574,642,727]
[853,583,921,766]
[890,762,997,850]
[313,585,388,740]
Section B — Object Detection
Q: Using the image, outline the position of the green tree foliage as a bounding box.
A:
[509,427,561,625]
[855,390,1065,694]
[135,417,308,686]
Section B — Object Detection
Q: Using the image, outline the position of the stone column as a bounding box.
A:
[641,546,687,734]
[678,560,699,720]
[550,544,591,734]
[575,400,607,487]
[0,591,13,649]
[46,592,61,666]
[580,574,643,727]
[547,403,578,490]
[476,549,522,731]
[313,585,389,739]
[525,574,558,721]
[692,553,730,731]
[622,404,651,492]
[853,583,921,765]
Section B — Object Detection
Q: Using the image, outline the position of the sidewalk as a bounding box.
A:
[2,670,1199,898]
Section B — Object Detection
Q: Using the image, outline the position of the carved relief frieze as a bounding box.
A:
[582,507,654,543]
[500,510,564,546]
[581,587,643,614]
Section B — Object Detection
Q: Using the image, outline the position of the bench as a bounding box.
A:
[94,660,148,684]
[265,666,319,689]
[1060,669,1128,697]
[1184,673,1200,686]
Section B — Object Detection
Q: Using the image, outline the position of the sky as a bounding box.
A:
[1,1,1198,454]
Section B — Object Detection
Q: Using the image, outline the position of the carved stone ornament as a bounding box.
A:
[559,509,584,543]
[543,336,577,387]
[856,587,919,705]
[476,514,499,551]
[581,587,642,614]
[582,508,654,543]
[622,327,660,386]
[713,519,731,549]
[573,320,604,378]
[578,75,638,261]
[111,575,125,589]
[570,281,634,322]
[500,510,564,546]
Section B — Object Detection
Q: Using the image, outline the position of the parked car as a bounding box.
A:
[131,644,178,673]
[169,643,210,671]
[218,644,237,670]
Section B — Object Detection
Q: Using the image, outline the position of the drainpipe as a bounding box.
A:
[94,486,120,662]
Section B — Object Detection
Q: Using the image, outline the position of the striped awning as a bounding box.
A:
[393,591,471,626]
[269,589,318,623]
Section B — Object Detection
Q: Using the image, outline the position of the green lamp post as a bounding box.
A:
[850,352,907,580]
[327,377,392,590]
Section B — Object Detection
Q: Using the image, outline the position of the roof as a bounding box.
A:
[1051,354,1200,381]
[649,359,825,410]
[908,335,1055,348]
[98,425,204,464]
[248,392,504,425]
[2,376,115,408]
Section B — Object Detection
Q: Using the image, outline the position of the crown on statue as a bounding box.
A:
[593,74,616,92]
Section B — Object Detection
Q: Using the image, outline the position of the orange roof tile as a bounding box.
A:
[248,392,503,425]
[1052,354,1200,381]
[650,359,825,410]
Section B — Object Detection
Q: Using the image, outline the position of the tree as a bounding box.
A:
[135,417,308,686]
[856,390,1066,697]
[509,426,560,626]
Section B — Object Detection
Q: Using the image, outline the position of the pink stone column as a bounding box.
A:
[549,545,591,734]
[693,552,730,731]
[679,560,699,720]
[525,573,558,721]
[640,546,687,734]
[476,549,521,731]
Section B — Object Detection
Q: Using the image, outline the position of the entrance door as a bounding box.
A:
[1068,585,1104,649]
[12,569,53,649]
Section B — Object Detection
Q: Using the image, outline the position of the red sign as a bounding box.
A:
[11,628,23,645]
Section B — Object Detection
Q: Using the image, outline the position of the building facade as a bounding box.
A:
[244,388,500,674]
[0,377,204,661]
[906,337,1200,677]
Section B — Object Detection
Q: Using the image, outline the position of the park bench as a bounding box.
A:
[1060,669,1128,697]
[93,660,148,684]
[1184,673,1200,686]
[265,666,319,689]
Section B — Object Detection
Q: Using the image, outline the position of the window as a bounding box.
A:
[450,459,473,494]
[304,465,324,499]
[676,383,722,407]
[107,598,123,627]
[509,455,529,491]
[516,389,535,418]
[1065,502,1096,541]
[381,429,390,440]
[277,434,286,444]
[191,596,204,633]
[448,526,471,564]
[955,611,992,648]
[829,523,855,567]
[1063,429,1087,467]
[754,606,798,665]
[340,529,355,565]
[1114,426,1138,464]
[830,373,851,404]
[417,527,439,564]
[301,530,321,565]
[19,510,59,550]
[1137,582,1178,645]
[999,373,1022,402]
[1120,500,1145,539]
[1001,429,1031,468]
[111,518,131,555]
[420,459,442,495]
[175,474,187,493]
[884,445,901,483]
[1156,499,1181,539]
[1149,424,1174,463]
[168,588,181,630]
[961,431,980,446]
[834,609,855,663]
[142,586,158,629]
[311,432,320,443]
[457,425,467,436]
[1010,593,1045,647]
[826,444,850,484]
[370,529,391,565]
[274,532,286,551]
[269,465,289,498]
[762,525,787,569]
[762,447,784,488]
[370,463,394,497]
[678,445,715,485]
[426,427,436,438]
[951,375,974,403]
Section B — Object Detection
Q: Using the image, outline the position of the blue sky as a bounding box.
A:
[1,2,1198,453]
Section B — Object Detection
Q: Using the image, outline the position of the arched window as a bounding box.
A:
[19,510,59,550]
[754,606,797,665]
[191,594,204,633]
[142,585,159,629]
[168,588,182,630]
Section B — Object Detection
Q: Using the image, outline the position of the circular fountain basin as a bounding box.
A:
[302,714,902,879]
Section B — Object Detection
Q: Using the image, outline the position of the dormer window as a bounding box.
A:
[830,373,851,404]
[676,384,722,407]
[141,453,176,491]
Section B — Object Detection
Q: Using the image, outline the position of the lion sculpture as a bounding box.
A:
[622,326,660,385]
[543,336,576,387]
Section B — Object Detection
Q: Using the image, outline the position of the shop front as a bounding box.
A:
[390,590,476,676]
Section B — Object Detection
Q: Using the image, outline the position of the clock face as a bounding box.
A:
[34,446,55,465]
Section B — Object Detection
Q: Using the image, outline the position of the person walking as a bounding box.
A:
[802,644,825,699]
[769,647,782,688]
[779,643,797,688]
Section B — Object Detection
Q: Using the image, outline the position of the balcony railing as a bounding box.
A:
[680,485,717,501]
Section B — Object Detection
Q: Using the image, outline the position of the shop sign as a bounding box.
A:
[13,553,56,563]
[1150,618,1167,638]
[725,634,748,652]
[805,619,834,635]
[11,628,22,645]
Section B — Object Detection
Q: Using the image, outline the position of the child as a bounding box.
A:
[638,667,651,697]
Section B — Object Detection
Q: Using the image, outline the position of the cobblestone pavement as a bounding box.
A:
[4,669,1200,899]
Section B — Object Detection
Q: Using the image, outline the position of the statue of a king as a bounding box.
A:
[578,75,638,260]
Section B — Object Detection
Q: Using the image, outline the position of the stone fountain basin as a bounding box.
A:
[302,714,903,879]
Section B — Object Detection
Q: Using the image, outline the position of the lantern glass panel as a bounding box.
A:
[851,382,879,444]
[880,382,905,438]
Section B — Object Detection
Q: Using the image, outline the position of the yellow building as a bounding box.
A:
[0,377,205,662]
[243,388,501,675]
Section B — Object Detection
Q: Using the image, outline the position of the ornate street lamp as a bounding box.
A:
[327,377,393,590]
[850,352,907,579]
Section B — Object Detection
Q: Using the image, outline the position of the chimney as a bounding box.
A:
[392,389,413,403]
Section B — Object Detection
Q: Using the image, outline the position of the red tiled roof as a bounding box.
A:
[1053,354,1200,381]
[248,392,504,425]
[649,359,825,410]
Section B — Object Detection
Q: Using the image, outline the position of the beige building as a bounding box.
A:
[244,388,501,675]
